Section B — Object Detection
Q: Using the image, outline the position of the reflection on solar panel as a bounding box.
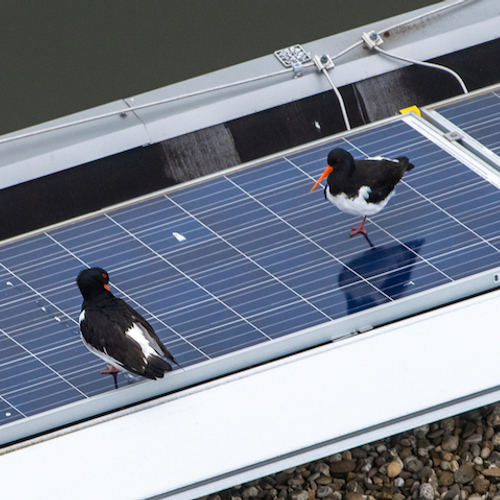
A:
[2,116,500,429]
[435,87,500,155]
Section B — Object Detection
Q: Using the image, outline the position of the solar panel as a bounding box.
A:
[2,115,500,434]
[432,87,500,155]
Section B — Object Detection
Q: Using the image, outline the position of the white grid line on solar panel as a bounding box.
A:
[0,242,81,284]
[1,320,77,354]
[427,241,500,279]
[5,379,83,414]
[373,213,482,259]
[399,179,500,255]
[2,362,76,397]
[438,93,500,124]
[437,93,500,151]
[366,220,452,281]
[0,394,26,417]
[180,323,264,356]
[301,259,429,302]
[430,182,500,220]
[248,305,325,337]
[104,212,275,341]
[222,175,395,305]
[33,339,86,361]
[107,194,336,332]
[186,258,286,295]
[47,230,212,359]
[47,242,207,330]
[0,326,87,397]
[193,332,265,353]
[341,123,428,158]
[237,239,333,277]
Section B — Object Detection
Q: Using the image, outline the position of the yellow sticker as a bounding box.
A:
[399,105,421,116]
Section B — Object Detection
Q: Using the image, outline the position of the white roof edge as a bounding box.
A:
[3,287,500,500]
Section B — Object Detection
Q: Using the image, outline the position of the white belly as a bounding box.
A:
[326,186,393,216]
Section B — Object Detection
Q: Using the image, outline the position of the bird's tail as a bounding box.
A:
[397,157,415,172]
[143,356,173,380]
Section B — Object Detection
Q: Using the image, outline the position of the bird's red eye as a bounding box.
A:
[102,273,107,279]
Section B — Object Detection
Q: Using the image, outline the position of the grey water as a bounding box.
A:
[0,0,437,136]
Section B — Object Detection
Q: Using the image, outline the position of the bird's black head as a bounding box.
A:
[77,267,111,299]
[327,148,354,169]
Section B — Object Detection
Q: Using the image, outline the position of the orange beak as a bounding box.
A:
[310,165,333,192]
[104,284,110,291]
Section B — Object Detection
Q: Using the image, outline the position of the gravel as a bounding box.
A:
[198,402,500,500]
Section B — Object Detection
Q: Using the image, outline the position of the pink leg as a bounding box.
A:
[101,364,120,389]
[350,216,368,238]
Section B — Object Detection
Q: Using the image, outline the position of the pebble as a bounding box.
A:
[440,471,455,486]
[405,456,423,474]
[482,466,500,477]
[393,477,404,488]
[418,483,434,500]
[473,475,490,494]
[290,490,309,500]
[441,435,460,452]
[198,402,500,500]
[454,463,476,484]
[242,487,259,499]
[443,484,461,500]
[387,461,401,478]
[316,475,333,486]
[315,464,331,477]
[316,487,333,499]
[330,461,356,474]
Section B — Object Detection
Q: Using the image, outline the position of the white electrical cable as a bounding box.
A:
[0,66,304,146]
[330,0,468,61]
[0,0,470,146]
[373,45,468,94]
[320,67,351,130]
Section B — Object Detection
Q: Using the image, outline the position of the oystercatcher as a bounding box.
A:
[311,148,414,238]
[77,267,178,388]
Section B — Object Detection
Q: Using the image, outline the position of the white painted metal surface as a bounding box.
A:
[2,288,500,500]
[0,0,498,189]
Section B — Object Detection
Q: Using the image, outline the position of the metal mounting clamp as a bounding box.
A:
[362,31,384,49]
[313,54,334,72]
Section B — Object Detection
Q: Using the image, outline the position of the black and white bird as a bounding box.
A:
[77,267,178,388]
[311,148,414,238]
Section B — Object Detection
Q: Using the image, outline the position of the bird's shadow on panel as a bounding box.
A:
[338,239,425,315]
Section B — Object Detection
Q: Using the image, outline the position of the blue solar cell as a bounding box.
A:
[437,91,500,154]
[0,397,25,425]
[1,117,500,427]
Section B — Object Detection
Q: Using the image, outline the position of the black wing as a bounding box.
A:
[355,157,414,204]
[80,301,174,379]
[118,299,177,365]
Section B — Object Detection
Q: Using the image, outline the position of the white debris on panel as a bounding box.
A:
[173,232,186,242]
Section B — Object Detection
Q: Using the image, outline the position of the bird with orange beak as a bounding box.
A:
[311,148,414,238]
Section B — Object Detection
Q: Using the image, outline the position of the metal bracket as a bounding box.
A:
[313,54,334,72]
[362,31,384,50]
[444,130,463,142]
[274,44,312,78]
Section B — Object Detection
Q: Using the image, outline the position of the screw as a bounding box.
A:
[370,31,378,40]
[320,54,328,64]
